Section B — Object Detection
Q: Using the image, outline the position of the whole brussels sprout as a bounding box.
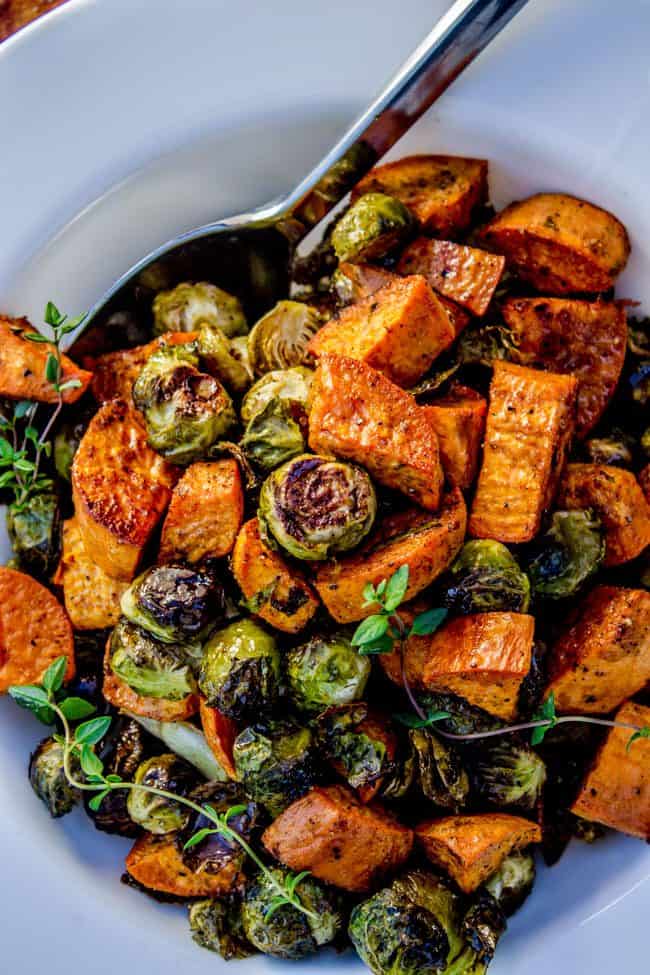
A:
[466,740,546,812]
[583,427,635,467]
[109,619,198,700]
[198,619,281,721]
[126,753,198,833]
[233,719,316,817]
[247,300,324,375]
[189,898,254,959]
[179,781,260,875]
[316,703,396,795]
[443,540,531,615]
[242,868,342,959]
[120,564,223,646]
[410,727,470,811]
[196,323,253,394]
[483,851,535,916]
[7,491,60,578]
[286,633,371,713]
[524,509,605,600]
[240,367,313,425]
[331,193,415,263]
[132,345,236,465]
[240,399,305,471]
[84,716,149,836]
[258,454,377,560]
[29,737,81,818]
[152,281,247,338]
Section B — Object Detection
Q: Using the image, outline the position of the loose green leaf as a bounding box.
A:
[75,715,112,746]
[59,314,86,335]
[375,579,388,599]
[224,804,248,821]
[362,582,378,607]
[45,353,60,385]
[23,332,52,344]
[351,614,389,647]
[105,773,123,784]
[88,789,111,812]
[410,607,448,637]
[626,727,650,752]
[79,744,104,778]
[57,378,83,393]
[264,895,290,921]
[13,458,36,473]
[184,828,218,851]
[202,803,219,819]
[13,400,33,419]
[42,655,68,696]
[59,697,96,721]
[44,301,62,326]
[393,709,451,729]
[383,565,410,612]
[357,633,395,655]
[531,693,558,746]
[8,684,49,710]
[286,870,311,896]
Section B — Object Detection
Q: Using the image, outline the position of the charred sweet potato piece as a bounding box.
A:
[0,315,91,404]
[91,331,196,404]
[309,275,455,387]
[422,383,487,489]
[480,193,630,294]
[54,517,128,630]
[125,832,242,897]
[469,361,578,543]
[315,489,466,623]
[416,814,541,893]
[102,640,198,721]
[308,355,444,511]
[231,518,319,633]
[159,459,244,564]
[557,464,650,566]
[546,586,650,714]
[502,297,627,437]
[570,701,650,840]
[262,784,413,892]
[72,399,178,580]
[352,155,488,237]
[0,567,75,692]
[397,238,505,316]
[199,699,238,779]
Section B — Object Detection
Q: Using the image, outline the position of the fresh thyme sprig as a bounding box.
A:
[9,658,316,922]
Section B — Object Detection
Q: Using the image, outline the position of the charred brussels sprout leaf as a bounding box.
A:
[331,193,415,264]
[287,634,371,713]
[417,693,501,738]
[457,322,519,367]
[233,719,316,817]
[126,753,198,834]
[109,619,198,701]
[196,323,253,394]
[84,716,148,835]
[583,427,635,467]
[7,491,60,578]
[198,619,281,721]
[247,301,324,375]
[240,366,313,425]
[179,781,260,875]
[316,704,391,792]
[240,399,305,471]
[29,737,82,818]
[258,454,377,561]
[189,898,255,959]
[460,892,506,964]
[483,852,535,916]
[120,563,223,645]
[410,728,470,811]
[152,281,247,338]
[524,509,605,600]
[443,540,530,615]
[467,740,546,812]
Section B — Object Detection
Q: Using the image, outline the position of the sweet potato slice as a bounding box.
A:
[72,399,178,580]
[0,567,75,692]
[480,193,630,294]
[262,784,413,893]
[308,355,444,511]
[546,586,650,714]
[469,361,578,543]
[415,814,541,893]
[199,699,238,779]
[102,640,198,721]
[159,459,244,564]
[54,517,128,630]
[570,701,650,840]
[315,489,466,623]
[125,832,242,897]
[0,315,91,404]
[422,383,487,489]
[309,275,455,387]
[397,238,505,316]
[91,331,196,404]
[351,155,488,237]
[502,297,627,437]
[231,518,319,633]
[557,464,650,566]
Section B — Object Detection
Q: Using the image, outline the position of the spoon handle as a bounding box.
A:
[289,0,530,229]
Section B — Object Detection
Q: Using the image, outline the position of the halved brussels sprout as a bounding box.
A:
[410,728,470,811]
[233,719,316,817]
[331,193,415,263]
[179,781,260,875]
[198,619,281,721]
[524,509,605,600]
[467,741,546,811]
[315,703,395,793]
[258,454,377,561]
[483,851,535,916]
[126,753,198,834]
[29,738,81,818]
[196,323,253,394]
[247,301,324,375]
[443,539,531,615]
[286,634,371,713]
[583,427,635,467]
[152,282,247,338]
[240,367,313,425]
[6,491,60,579]
[189,899,254,959]
[240,399,305,471]
[109,619,198,701]
[84,716,148,836]
[120,564,222,645]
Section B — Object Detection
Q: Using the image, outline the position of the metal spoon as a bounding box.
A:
[74,0,530,350]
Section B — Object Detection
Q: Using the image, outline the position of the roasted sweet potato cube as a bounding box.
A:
[422,383,487,489]
[308,355,444,511]
[469,361,578,543]
[159,459,244,564]
[546,586,650,714]
[91,332,196,404]
[416,814,541,893]
[351,155,488,238]
[262,784,413,892]
[557,464,650,566]
[231,518,319,633]
[570,702,650,840]
[54,517,128,630]
[72,400,178,580]
[480,193,630,294]
[125,832,242,897]
[502,297,627,437]
[309,275,455,388]
[315,489,466,623]
[0,315,91,404]
[102,639,198,721]
[397,238,505,316]
[199,699,238,779]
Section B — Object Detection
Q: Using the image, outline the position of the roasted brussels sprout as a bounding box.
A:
[7,491,60,578]
[287,634,371,713]
[457,322,519,367]
[240,367,313,425]
[583,427,635,467]
[410,728,470,812]
[132,345,236,465]
[179,781,260,875]
[460,892,506,963]
[315,704,396,794]
[54,414,90,480]
[126,753,198,833]
[524,509,604,600]
[258,454,377,561]
[242,868,342,959]
[189,898,254,959]
[419,693,501,738]
[152,281,247,338]
[109,619,198,700]
[467,741,546,812]
[120,564,222,645]
[233,719,316,816]
[240,399,305,471]
[571,815,606,844]
[29,737,81,818]
[443,540,530,615]
[247,300,324,375]
[196,323,253,393]
[198,619,281,721]
[483,852,535,916]
[85,716,149,836]
[331,193,415,263]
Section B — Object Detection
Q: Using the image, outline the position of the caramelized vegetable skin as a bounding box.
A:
[54,517,128,629]
[422,384,487,490]
[397,238,505,316]
[199,700,239,779]
[0,315,91,404]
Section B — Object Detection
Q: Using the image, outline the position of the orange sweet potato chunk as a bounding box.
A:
[102,640,198,721]
[422,383,487,489]
[0,315,91,404]
[55,517,128,630]
[546,586,650,715]
[397,238,505,316]
[469,361,578,543]
[199,699,238,779]
[125,832,242,897]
